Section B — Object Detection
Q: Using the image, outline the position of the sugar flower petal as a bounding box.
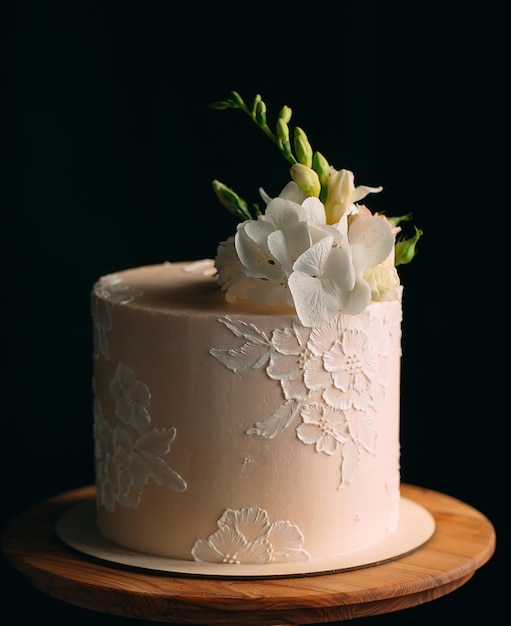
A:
[348,216,394,269]
[267,223,311,274]
[288,237,342,327]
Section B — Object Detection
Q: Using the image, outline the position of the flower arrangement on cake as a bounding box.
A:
[212,91,422,327]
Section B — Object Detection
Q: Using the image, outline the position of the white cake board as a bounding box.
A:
[56,497,435,579]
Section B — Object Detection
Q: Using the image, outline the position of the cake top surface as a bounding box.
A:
[93,261,296,317]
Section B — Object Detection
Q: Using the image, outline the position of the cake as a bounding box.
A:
[91,92,424,571]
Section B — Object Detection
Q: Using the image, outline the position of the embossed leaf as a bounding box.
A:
[210,341,272,373]
[136,428,187,492]
[125,452,147,497]
[271,325,309,355]
[246,399,300,438]
[139,453,187,492]
[211,317,273,372]
[219,317,271,345]
[346,412,377,455]
[137,426,176,457]
[338,437,360,488]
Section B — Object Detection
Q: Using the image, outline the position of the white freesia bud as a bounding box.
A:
[290,163,321,197]
[325,168,382,225]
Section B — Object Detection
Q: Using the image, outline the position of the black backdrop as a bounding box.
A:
[1,1,508,624]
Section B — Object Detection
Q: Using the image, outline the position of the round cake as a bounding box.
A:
[90,90,424,572]
[92,260,402,565]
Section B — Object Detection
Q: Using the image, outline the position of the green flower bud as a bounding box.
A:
[230,91,245,107]
[294,127,313,168]
[255,99,267,127]
[251,93,262,116]
[212,180,252,221]
[395,226,423,266]
[276,118,289,144]
[312,151,330,187]
[290,164,321,198]
[279,105,292,123]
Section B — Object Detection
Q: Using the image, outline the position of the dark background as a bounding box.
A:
[1,1,508,624]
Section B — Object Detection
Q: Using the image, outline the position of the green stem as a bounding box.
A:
[230,93,297,165]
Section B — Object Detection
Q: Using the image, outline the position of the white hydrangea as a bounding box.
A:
[215,178,397,327]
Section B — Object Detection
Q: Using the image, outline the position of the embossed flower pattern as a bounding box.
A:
[109,362,151,433]
[94,362,187,512]
[192,506,310,564]
[296,403,349,454]
[92,274,143,361]
[211,301,401,488]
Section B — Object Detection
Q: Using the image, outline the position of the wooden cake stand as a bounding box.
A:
[2,484,495,625]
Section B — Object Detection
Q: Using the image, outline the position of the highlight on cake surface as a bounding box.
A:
[212,91,422,328]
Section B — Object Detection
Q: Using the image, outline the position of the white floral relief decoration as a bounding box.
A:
[192,505,310,564]
[94,362,187,511]
[210,303,401,488]
[92,274,144,361]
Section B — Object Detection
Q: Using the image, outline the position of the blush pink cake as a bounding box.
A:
[90,92,424,573]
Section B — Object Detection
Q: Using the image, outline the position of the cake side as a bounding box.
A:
[92,261,402,563]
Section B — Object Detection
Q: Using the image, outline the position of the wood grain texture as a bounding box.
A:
[2,484,495,625]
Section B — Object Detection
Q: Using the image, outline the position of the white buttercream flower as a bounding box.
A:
[95,384,187,511]
[296,403,349,454]
[322,327,378,411]
[191,506,310,564]
[109,362,151,433]
[267,322,312,402]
